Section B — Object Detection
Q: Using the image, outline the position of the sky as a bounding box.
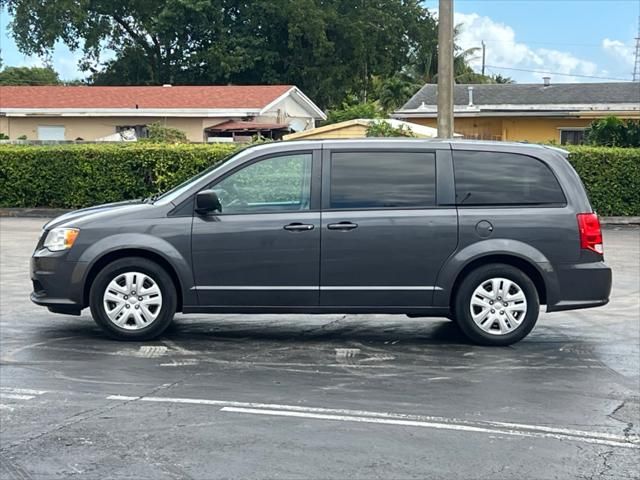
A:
[0,0,639,83]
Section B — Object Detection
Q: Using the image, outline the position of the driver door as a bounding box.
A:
[191,150,321,308]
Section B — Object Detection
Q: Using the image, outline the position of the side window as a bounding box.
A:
[212,153,312,214]
[453,151,566,206]
[330,152,436,209]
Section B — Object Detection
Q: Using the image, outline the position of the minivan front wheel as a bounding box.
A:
[89,257,177,340]
[454,264,540,346]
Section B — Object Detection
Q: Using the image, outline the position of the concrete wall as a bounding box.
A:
[0,116,214,142]
[0,112,317,142]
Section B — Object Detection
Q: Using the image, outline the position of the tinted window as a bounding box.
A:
[212,153,312,213]
[330,152,436,209]
[453,151,566,206]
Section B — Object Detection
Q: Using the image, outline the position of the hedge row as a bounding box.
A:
[0,143,638,215]
[565,146,640,216]
[0,143,237,209]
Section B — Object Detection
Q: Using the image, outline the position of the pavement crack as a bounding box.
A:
[0,381,181,454]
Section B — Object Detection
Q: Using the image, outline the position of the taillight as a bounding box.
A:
[577,213,603,254]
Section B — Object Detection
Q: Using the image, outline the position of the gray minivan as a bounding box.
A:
[31,140,611,346]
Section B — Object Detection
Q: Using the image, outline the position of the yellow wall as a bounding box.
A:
[0,116,234,142]
[410,114,638,143]
[289,124,368,140]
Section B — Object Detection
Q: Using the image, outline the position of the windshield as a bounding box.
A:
[152,148,247,205]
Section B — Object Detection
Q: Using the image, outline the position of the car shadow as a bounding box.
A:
[31,313,474,347]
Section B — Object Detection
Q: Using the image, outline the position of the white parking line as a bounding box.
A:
[0,387,47,395]
[0,387,48,402]
[0,393,35,400]
[106,394,639,449]
[220,407,639,449]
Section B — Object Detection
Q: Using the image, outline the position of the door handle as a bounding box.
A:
[284,223,315,232]
[327,221,358,231]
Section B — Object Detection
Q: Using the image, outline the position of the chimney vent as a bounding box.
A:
[467,86,474,106]
[543,77,551,87]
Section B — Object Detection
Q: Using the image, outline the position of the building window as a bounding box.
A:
[559,129,586,145]
[116,125,148,139]
[37,125,65,141]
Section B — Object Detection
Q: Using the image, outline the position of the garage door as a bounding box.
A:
[37,125,65,141]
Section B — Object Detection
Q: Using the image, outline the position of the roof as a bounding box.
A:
[205,120,290,132]
[0,85,293,109]
[283,118,460,140]
[0,85,327,119]
[396,82,640,117]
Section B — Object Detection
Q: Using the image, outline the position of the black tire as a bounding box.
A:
[89,257,177,341]
[453,263,540,346]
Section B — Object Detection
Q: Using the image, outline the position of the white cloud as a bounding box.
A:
[453,12,603,83]
[602,39,635,68]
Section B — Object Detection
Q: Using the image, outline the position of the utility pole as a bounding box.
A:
[633,12,640,82]
[437,0,454,138]
[481,40,486,76]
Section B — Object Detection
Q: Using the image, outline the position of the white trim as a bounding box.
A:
[191,285,441,291]
[396,103,640,114]
[1,108,262,118]
[321,286,441,291]
[192,286,317,291]
[394,103,640,119]
[259,86,327,120]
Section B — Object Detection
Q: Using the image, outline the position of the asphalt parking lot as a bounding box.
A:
[0,217,638,480]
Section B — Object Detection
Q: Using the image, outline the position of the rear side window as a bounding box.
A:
[330,152,436,209]
[453,151,566,206]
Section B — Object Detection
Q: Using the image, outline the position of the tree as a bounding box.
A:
[144,122,188,143]
[375,75,419,113]
[491,74,514,84]
[1,0,440,108]
[585,117,640,148]
[324,101,382,125]
[0,66,60,85]
[366,121,415,138]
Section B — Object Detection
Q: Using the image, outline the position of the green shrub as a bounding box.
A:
[0,143,237,209]
[565,145,640,216]
[584,116,640,148]
[144,122,189,143]
[0,143,638,216]
[366,120,415,137]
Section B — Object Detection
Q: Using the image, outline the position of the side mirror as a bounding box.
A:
[195,189,222,214]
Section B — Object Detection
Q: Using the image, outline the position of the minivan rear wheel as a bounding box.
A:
[89,257,176,340]
[454,264,539,346]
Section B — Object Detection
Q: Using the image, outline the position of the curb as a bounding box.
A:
[0,208,72,218]
[600,216,640,226]
[1,208,639,225]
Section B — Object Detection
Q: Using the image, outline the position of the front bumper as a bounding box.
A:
[31,249,87,315]
[546,261,612,312]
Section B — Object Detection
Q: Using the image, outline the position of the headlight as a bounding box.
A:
[43,228,80,251]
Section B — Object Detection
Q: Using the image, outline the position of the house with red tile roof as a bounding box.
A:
[0,85,326,142]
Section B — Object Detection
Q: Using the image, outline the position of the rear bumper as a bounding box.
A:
[546,261,612,313]
[31,250,87,315]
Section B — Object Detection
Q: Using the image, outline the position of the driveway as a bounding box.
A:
[1,217,638,479]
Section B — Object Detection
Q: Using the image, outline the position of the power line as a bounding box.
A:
[483,65,632,81]
[482,39,604,48]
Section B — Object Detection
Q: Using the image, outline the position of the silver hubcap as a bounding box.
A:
[470,277,527,335]
[103,272,162,330]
